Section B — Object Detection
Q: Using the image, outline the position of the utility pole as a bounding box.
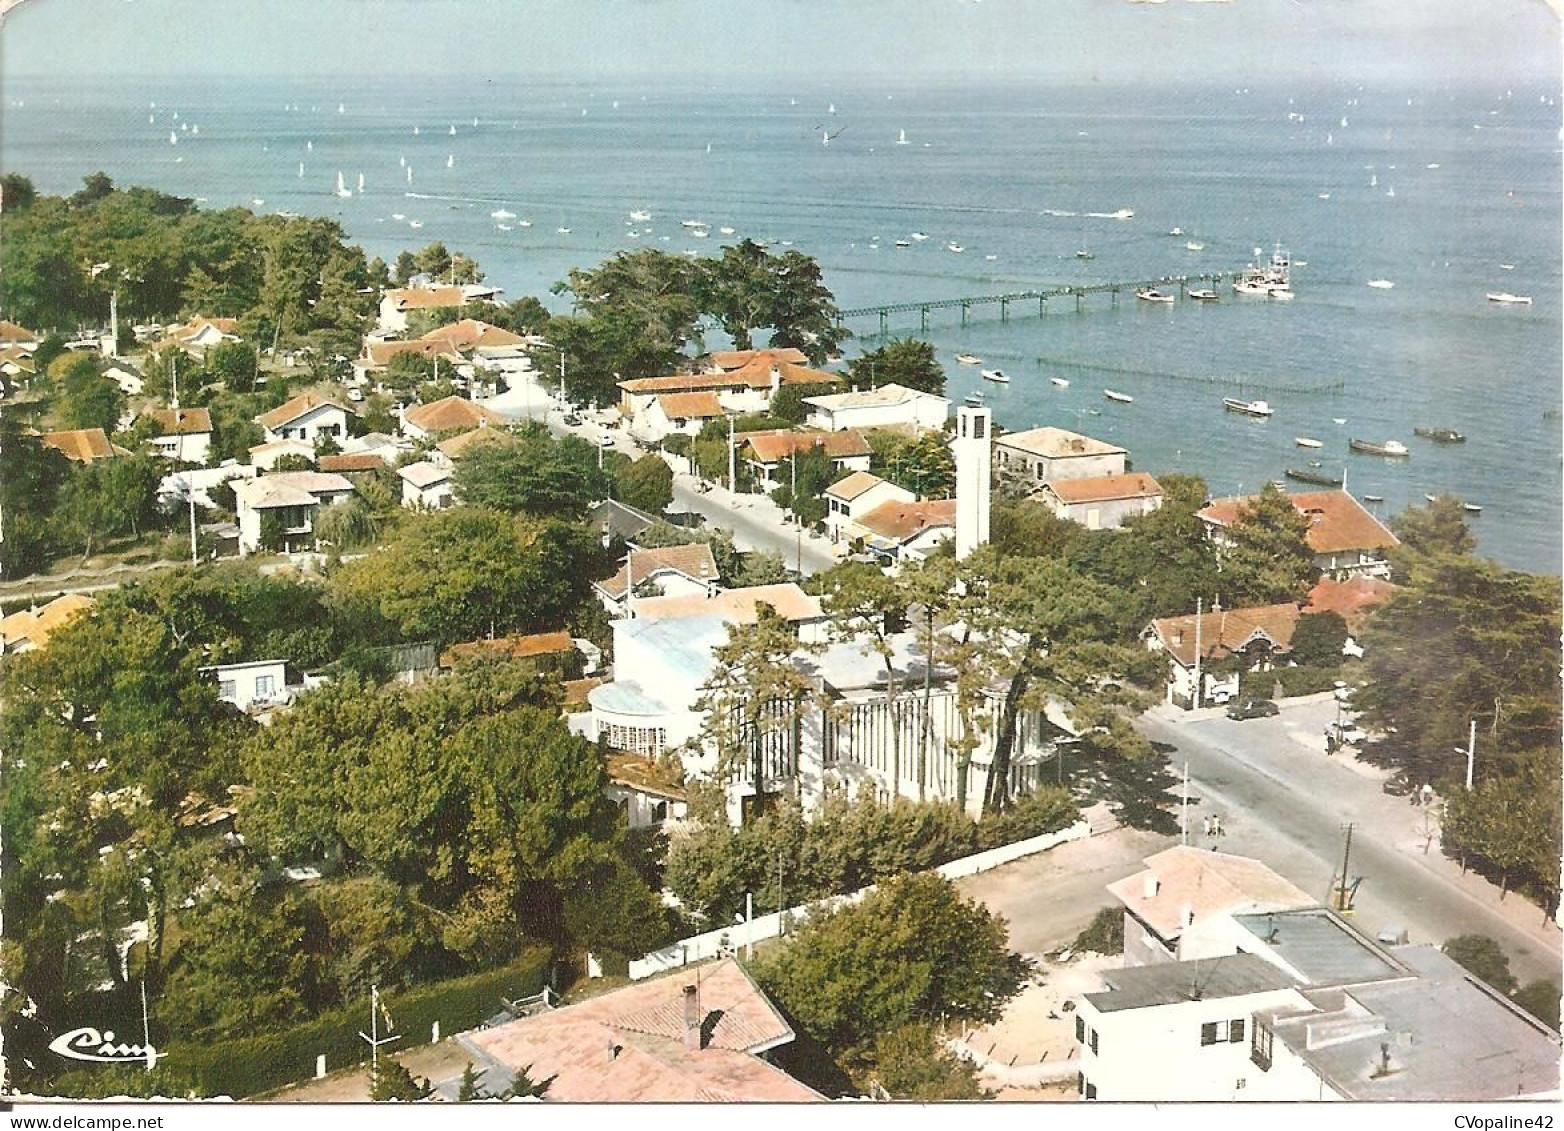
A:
[789,452,802,574]
[1464,719,1477,790]
[171,356,197,564]
[727,415,737,495]
[359,984,399,1085]
[1180,761,1190,846]
[1192,596,1204,708]
[558,349,566,404]
[1331,823,1356,913]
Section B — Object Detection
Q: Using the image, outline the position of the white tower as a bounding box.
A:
[954,404,991,560]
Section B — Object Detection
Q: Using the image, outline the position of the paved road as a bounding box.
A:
[1138,697,1563,985]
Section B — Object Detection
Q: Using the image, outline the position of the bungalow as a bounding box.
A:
[419,317,525,353]
[399,394,506,441]
[142,406,213,465]
[104,365,144,397]
[617,359,840,428]
[821,471,915,544]
[204,659,299,711]
[642,391,728,439]
[0,320,41,351]
[853,498,958,562]
[41,428,129,464]
[0,594,95,654]
[458,958,820,1102]
[1198,489,1399,580]
[1143,603,1300,709]
[593,543,721,617]
[247,438,316,470]
[158,316,240,356]
[256,392,349,446]
[707,346,809,371]
[1038,472,1162,530]
[341,431,408,465]
[230,470,355,554]
[377,283,502,333]
[739,428,872,491]
[397,460,454,509]
[433,425,516,467]
[994,426,1127,487]
[802,382,950,433]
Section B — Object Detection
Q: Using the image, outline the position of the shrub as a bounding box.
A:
[1275,664,1340,697]
[1074,906,1125,955]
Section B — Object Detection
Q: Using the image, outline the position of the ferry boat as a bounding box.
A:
[1223,397,1274,418]
[955,354,982,366]
[1487,292,1532,305]
[1104,389,1134,404]
[1413,427,1466,443]
[980,369,1009,383]
[1349,438,1410,458]
[1285,467,1342,487]
[1136,288,1175,304]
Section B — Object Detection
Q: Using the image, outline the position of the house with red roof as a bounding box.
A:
[738,428,871,490]
[592,543,721,617]
[1037,471,1163,530]
[853,498,959,562]
[256,392,350,447]
[1198,489,1399,580]
[1144,602,1302,708]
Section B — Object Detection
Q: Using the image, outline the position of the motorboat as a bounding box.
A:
[629,210,652,221]
[1076,250,1095,260]
[1361,494,1384,503]
[894,239,911,248]
[1413,427,1466,443]
[911,232,929,241]
[980,369,1009,383]
[955,354,982,366]
[1487,292,1532,304]
[1285,467,1343,487]
[1464,503,1483,514]
[1169,227,1184,236]
[1349,438,1410,458]
[963,392,986,406]
[1223,397,1274,418]
[681,219,708,229]
[491,209,517,220]
[1367,279,1394,289]
[1050,377,1070,388]
[1136,289,1175,304]
[1104,389,1134,403]
[719,226,735,235]
[1185,241,1205,252]
[947,242,964,253]
[1295,436,1323,449]
[1188,289,1218,301]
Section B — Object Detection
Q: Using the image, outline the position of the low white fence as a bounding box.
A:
[628,818,1091,980]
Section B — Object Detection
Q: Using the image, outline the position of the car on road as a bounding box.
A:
[1226,698,1280,720]
[563,412,583,426]
[1381,773,1416,797]
[598,433,615,447]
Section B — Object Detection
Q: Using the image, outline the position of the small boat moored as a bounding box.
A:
[1136,288,1175,304]
[1487,292,1532,305]
[963,392,986,407]
[1285,467,1343,487]
[1223,397,1274,418]
[955,354,982,366]
[1362,494,1384,503]
[1295,436,1324,449]
[1413,427,1466,443]
[1050,377,1070,388]
[980,369,1010,384]
[1349,438,1410,458]
[1104,389,1134,404]
[1188,289,1218,301]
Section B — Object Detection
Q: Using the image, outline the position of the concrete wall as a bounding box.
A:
[627,819,1091,980]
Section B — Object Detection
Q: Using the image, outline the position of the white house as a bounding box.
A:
[0,320,41,352]
[994,426,1127,487]
[142,406,213,466]
[802,383,950,433]
[822,471,914,544]
[592,543,721,617]
[1198,490,1400,580]
[104,365,144,397]
[604,751,690,829]
[1038,472,1163,530]
[739,429,872,491]
[230,471,355,554]
[157,462,257,511]
[397,461,454,509]
[638,391,729,440]
[256,392,350,446]
[204,659,298,711]
[159,316,240,356]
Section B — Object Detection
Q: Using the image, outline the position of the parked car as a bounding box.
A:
[1381,774,1416,797]
[598,433,615,447]
[1226,698,1280,720]
[563,412,583,426]
[346,387,365,402]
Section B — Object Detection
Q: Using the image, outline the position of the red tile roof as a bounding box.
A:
[1044,472,1162,504]
[631,583,823,625]
[595,544,720,600]
[386,285,467,311]
[143,406,212,436]
[41,428,124,463]
[465,958,819,1102]
[824,470,892,502]
[364,339,462,367]
[418,318,525,351]
[726,357,841,391]
[0,593,95,651]
[439,630,575,669]
[708,347,809,370]
[0,320,40,344]
[855,498,958,543]
[1199,490,1399,556]
[434,426,517,460]
[257,392,347,430]
[317,452,387,473]
[1148,603,1301,669]
[402,396,506,434]
[1304,575,1398,630]
[740,428,871,464]
[657,391,726,419]
[619,373,750,396]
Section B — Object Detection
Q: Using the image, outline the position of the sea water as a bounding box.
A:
[3,76,1559,572]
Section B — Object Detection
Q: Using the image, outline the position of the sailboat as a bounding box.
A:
[335,171,352,198]
[169,131,178,145]
[298,162,305,178]
[414,126,420,135]
[406,166,413,184]
[338,102,345,114]
[449,125,457,136]
[896,129,908,145]
[306,140,313,151]
[357,172,365,193]
[446,155,455,169]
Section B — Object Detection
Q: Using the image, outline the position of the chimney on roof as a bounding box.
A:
[1172,629,1183,647]
[682,984,702,1051]
[1143,874,1160,900]
[1180,903,1195,929]
[609,1038,622,1061]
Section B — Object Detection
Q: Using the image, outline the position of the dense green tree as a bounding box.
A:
[1289,611,1348,668]
[1,172,36,211]
[848,339,945,396]
[1514,981,1561,1030]
[695,240,847,362]
[1217,483,1316,605]
[452,423,609,519]
[370,1060,434,1102]
[56,355,126,432]
[1441,934,1519,995]
[611,452,674,514]
[767,443,833,526]
[1389,494,1477,578]
[208,341,259,393]
[869,1023,988,1100]
[313,495,379,549]
[767,381,840,425]
[0,415,71,576]
[868,427,955,498]
[754,872,1024,1056]
[990,497,1085,562]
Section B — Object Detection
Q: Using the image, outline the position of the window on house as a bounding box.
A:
[1229,1018,1246,1044]
[1035,463,1046,480]
[254,674,276,699]
[1200,1021,1219,1046]
[1251,1022,1273,1072]
[218,680,236,701]
[972,415,986,440]
[1084,1082,1097,1101]
[1075,1016,1085,1043]
[651,800,668,823]
[1089,1029,1099,1055]
[1076,1072,1084,1096]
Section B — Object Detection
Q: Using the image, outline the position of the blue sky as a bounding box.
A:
[1,0,1559,84]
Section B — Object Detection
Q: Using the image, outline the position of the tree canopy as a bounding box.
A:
[848,339,945,396]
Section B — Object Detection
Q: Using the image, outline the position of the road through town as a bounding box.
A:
[1137,697,1563,985]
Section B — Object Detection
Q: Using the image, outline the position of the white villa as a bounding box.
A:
[802,383,950,433]
[256,392,350,447]
[1038,472,1163,530]
[231,470,355,554]
[822,471,914,544]
[204,659,299,711]
[142,406,213,465]
[993,426,1127,487]
[397,461,455,509]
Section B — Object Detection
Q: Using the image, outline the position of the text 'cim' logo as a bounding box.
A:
[48,1027,161,1070]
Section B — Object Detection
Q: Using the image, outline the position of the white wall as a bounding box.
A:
[265,404,348,446]
[213,660,291,711]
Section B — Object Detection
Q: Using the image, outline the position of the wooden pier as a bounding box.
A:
[835,270,1247,336]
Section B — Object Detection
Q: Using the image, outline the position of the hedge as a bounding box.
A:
[169,945,551,1099]
[1275,664,1340,697]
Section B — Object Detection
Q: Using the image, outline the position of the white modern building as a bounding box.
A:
[397,461,455,509]
[994,426,1127,487]
[822,472,915,544]
[802,383,950,433]
[1038,472,1163,530]
[953,404,990,560]
[204,659,298,711]
[142,406,213,466]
